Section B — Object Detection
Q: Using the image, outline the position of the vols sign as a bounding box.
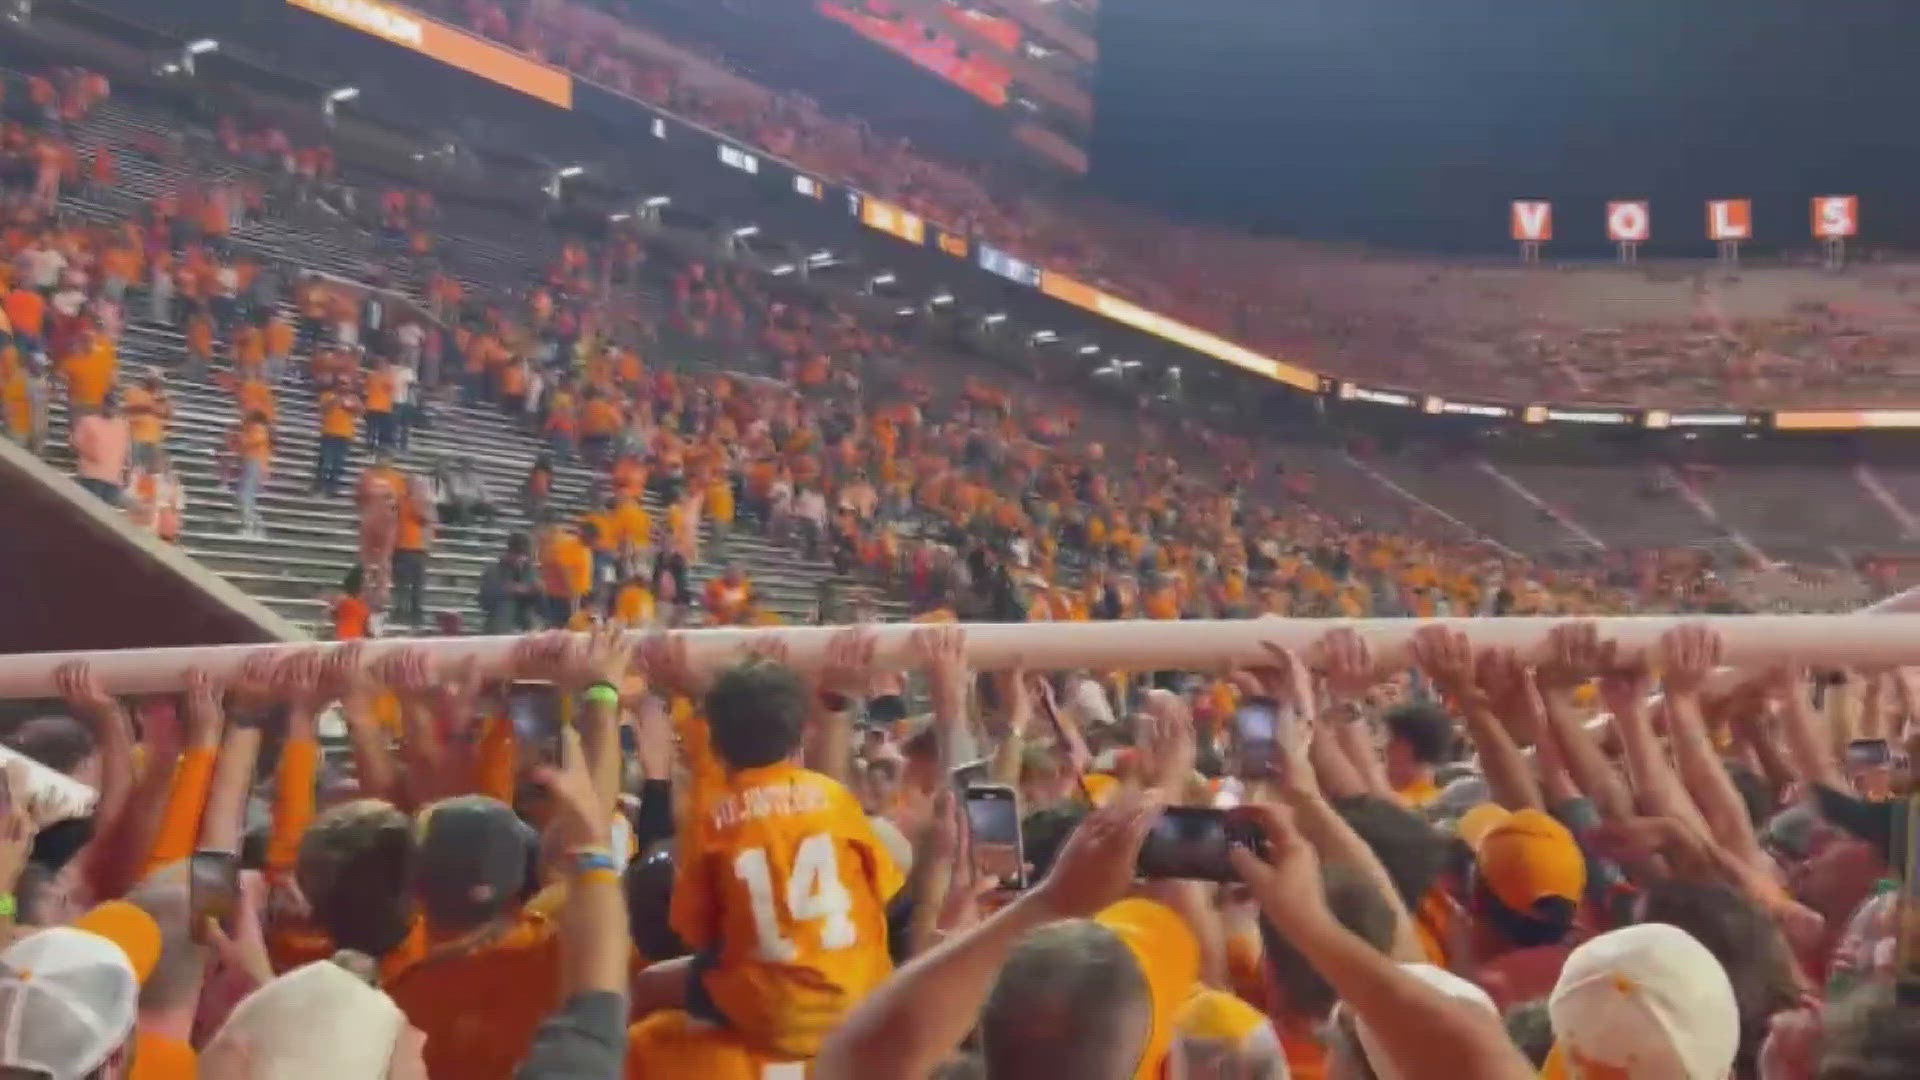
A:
[1812,195,1859,239]
[1707,199,1752,241]
[1606,201,1650,242]
[1510,201,1552,242]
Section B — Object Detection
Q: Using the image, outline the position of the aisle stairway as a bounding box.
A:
[28,95,902,634]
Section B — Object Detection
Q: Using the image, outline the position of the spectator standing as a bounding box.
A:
[120,371,169,474]
[357,451,406,619]
[391,355,418,450]
[313,382,360,496]
[230,409,273,537]
[364,357,397,451]
[70,394,130,506]
[479,533,540,633]
[392,466,436,628]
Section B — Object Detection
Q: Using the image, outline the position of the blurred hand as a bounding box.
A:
[1311,627,1377,703]
[227,652,280,709]
[273,648,331,712]
[1538,621,1616,692]
[183,666,225,747]
[1139,689,1197,796]
[1257,641,1319,721]
[533,725,611,851]
[819,624,880,696]
[911,625,968,706]
[1761,663,1808,709]
[0,762,37,895]
[638,632,705,700]
[1030,789,1161,921]
[1758,1006,1823,1080]
[373,647,436,702]
[53,660,116,716]
[633,694,674,781]
[1226,800,1327,936]
[1597,653,1655,716]
[1659,623,1723,698]
[569,620,636,690]
[202,870,275,990]
[321,641,380,706]
[1410,626,1477,701]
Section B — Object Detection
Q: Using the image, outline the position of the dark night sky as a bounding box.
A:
[1089,0,1920,256]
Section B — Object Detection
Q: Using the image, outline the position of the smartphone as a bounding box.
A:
[964,784,1027,890]
[507,681,565,766]
[1136,807,1267,883]
[950,758,991,791]
[1848,739,1894,770]
[189,850,240,939]
[1231,696,1287,779]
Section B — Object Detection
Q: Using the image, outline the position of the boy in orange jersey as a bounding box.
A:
[636,656,903,1063]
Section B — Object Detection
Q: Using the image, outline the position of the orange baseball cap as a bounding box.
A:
[1467,808,1586,914]
[1095,898,1201,1080]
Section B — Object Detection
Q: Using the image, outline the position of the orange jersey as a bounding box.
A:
[670,761,903,1060]
[626,1010,782,1079]
[387,912,562,1080]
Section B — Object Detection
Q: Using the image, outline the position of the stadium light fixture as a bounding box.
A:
[806,248,833,263]
[326,86,360,103]
[642,195,671,208]
[185,39,218,55]
[895,307,915,317]
[929,292,955,306]
[1030,329,1058,344]
[983,312,1007,326]
[768,263,795,276]
[608,212,631,222]
[732,225,761,239]
[1078,343,1101,355]
[869,271,896,287]
[556,165,585,179]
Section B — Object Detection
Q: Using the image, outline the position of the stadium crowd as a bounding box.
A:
[0,23,1915,1080]
[3,613,1918,1079]
[412,0,1920,409]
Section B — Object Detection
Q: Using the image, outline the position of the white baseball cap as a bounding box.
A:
[1548,923,1739,1080]
[0,901,160,1080]
[200,960,409,1079]
[1349,962,1498,1080]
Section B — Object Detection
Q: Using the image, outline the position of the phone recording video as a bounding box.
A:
[188,850,240,940]
[1231,696,1287,778]
[964,784,1027,890]
[1135,807,1267,882]
[507,681,565,766]
[1847,738,1893,770]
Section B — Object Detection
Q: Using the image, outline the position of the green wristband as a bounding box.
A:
[583,683,620,708]
[0,894,16,919]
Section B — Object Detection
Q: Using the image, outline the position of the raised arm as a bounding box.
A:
[1231,802,1535,1080]
[1411,628,1540,811]
[326,642,400,805]
[1534,624,1635,825]
[1767,665,1845,793]
[913,624,974,775]
[1312,628,1393,799]
[53,662,135,893]
[1657,625,1768,870]
[143,663,241,876]
[814,791,1161,1080]
[809,625,878,787]
[1596,651,1712,840]
[1262,642,1425,963]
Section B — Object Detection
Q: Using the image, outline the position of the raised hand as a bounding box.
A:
[1030,789,1162,920]
[910,624,968,705]
[1311,627,1377,703]
[1257,641,1320,722]
[1225,800,1326,935]
[53,660,116,716]
[1537,621,1616,692]
[1658,623,1723,698]
[1138,689,1197,796]
[819,624,881,696]
[1409,626,1477,701]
